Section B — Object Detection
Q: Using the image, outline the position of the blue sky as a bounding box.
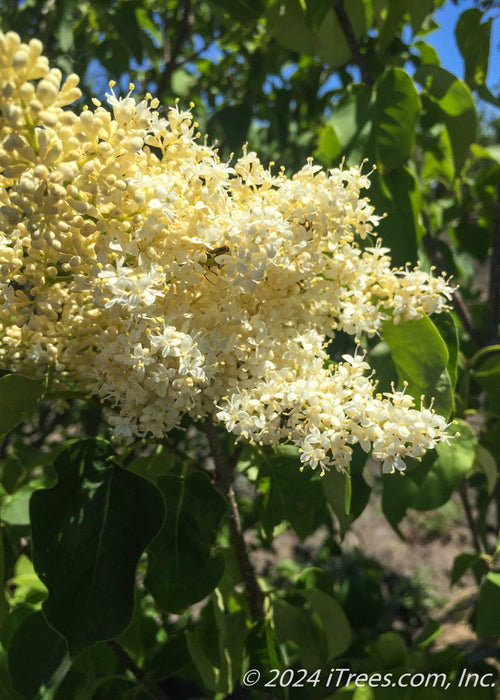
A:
[426,0,500,89]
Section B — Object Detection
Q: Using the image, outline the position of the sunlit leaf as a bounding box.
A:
[0,375,44,439]
[382,315,453,418]
[415,65,477,171]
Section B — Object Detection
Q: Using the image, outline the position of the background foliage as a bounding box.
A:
[1,0,500,697]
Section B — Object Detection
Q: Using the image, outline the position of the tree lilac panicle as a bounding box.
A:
[0,32,454,473]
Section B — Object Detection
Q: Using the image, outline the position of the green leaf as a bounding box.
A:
[474,445,498,495]
[0,527,7,625]
[455,9,491,89]
[145,472,226,612]
[273,588,351,669]
[256,445,328,541]
[407,0,435,35]
[208,102,252,156]
[432,312,459,391]
[375,69,420,171]
[272,598,323,669]
[109,2,143,65]
[211,0,266,21]
[322,446,370,538]
[30,439,164,656]
[414,40,440,66]
[421,124,455,182]
[378,0,407,48]
[371,166,420,265]
[267,0,320,57]
[473,353,500,416]
[6,554,48,609]
[319,84,375,167]
[374,631,407,666]
[315,125,342,165]
[451,552,479,585]
[382,315,453,418]
[186,591,248,694]
[268,0,367,69]
[171,68,198,98]
[8,611,68,699]
[0,605,34,700]
[0,375,44,438]
[300,588,352,661]
[415,65,476,172]
[476,572,500,637]
[245,618,281,684]
[1,483,44,535]
[382,421,477,528]
[148,634,192,682]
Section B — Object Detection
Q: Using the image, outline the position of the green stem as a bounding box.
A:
[106,640,166,700]
[470,344,500,368]
[458,481,490,575]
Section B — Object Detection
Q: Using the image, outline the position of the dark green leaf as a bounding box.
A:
[245,618,281,683]
[8,612,67,699]
[148,634,192,682]
[371,166,420,265]
[455,9,491,89]
[211,0,266,21]
[256,445,328,540]
[145,472,226,612]
[407,0,435,35]
[476,572,500,637]
[473,353,500,416]
[451,552,480,585]
[208,103,252,156]
[0,375,44,438]
[109,2,143,64]
[375,69,420,171]
[382,315,453,418]
[30,439,164,656]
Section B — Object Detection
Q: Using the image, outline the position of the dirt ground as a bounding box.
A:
[251,490,482,653]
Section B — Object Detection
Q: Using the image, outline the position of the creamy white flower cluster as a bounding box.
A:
[0,32,454,473]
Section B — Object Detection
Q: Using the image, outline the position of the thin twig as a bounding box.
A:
[107,640,166,699]
[458,481,490,575]
[487,180,500,343]
[333,0,374,87]
[205,421,265,621]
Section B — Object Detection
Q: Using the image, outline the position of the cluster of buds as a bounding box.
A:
[0,32,454,473]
